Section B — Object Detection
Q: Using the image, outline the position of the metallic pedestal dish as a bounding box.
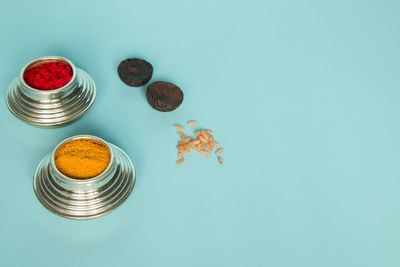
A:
[33,135,135,220]
[6,56,96,127]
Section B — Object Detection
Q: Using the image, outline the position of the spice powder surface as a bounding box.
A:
[23,62,73,90]
[55,139,111,179]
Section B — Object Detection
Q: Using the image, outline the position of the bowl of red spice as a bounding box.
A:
[6,56,96,127]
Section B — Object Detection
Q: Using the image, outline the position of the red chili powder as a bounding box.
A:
[23,62,73,90]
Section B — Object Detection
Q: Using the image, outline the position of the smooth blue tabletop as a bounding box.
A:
[1,0,400,266]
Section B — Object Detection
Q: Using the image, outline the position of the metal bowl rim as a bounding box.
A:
[50,135,115,184]
[19,56,77,94]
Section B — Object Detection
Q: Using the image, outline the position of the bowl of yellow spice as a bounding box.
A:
[33,135,135,219]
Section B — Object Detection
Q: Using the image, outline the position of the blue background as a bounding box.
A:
[1,0,400,266]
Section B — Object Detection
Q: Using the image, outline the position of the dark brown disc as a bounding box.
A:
[118,58,153,87]
[146,81,184,112]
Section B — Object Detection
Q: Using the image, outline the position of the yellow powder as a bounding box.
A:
[55,139,111,179]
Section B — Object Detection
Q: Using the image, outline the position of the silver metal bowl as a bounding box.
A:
[6,56,96,127]
[33,135,135,220]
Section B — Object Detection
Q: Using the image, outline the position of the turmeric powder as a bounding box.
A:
[55,139,111,179]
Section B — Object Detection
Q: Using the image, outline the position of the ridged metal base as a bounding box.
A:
[33,144,135,220]
[6,68,96,127]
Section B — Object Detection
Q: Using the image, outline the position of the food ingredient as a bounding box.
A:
[24,62,73,90]
[147,81,183,112]
[118,58,153,87]
[215,148,224,156]
[55,139,111,179]
[187,121,198,126]
[173,124,185,130]
[174,122,223,165]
